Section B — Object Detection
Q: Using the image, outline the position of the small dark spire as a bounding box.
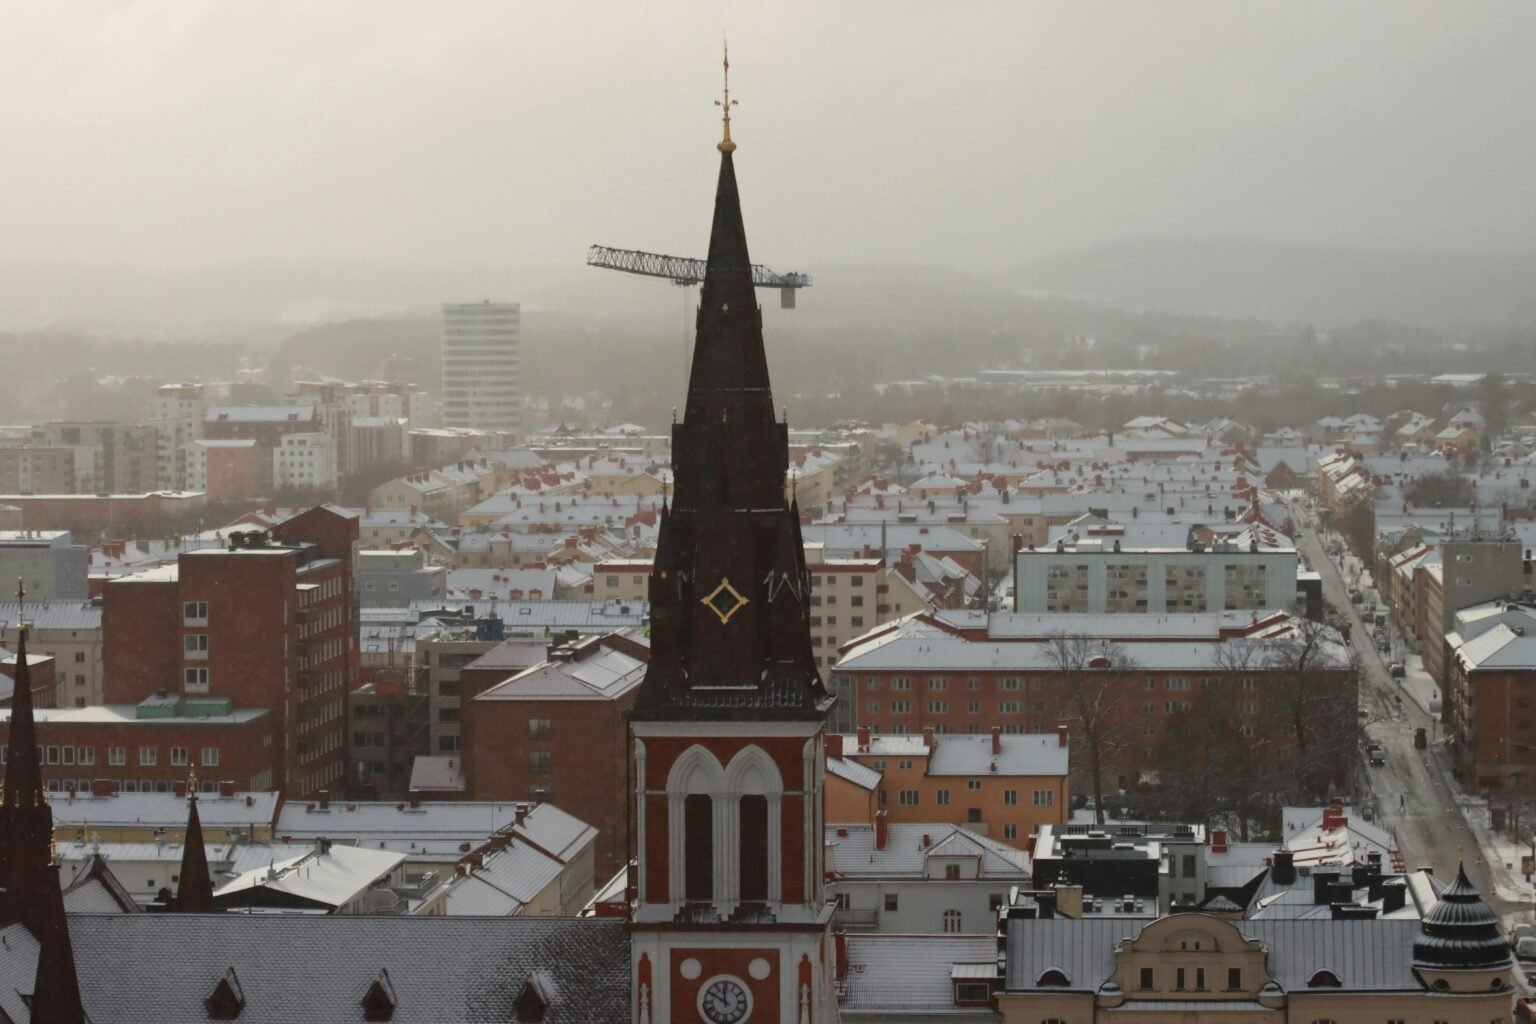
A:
[30,859,86,1023]
[175,764,216,913]
[0,600,56,934]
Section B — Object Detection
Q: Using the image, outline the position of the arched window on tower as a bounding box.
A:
[739,794,769,904]
[684,793,713,903]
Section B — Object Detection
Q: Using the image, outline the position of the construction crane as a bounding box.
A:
[586,244,812,309]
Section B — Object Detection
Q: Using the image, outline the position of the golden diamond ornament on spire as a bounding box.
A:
[715,41,737,153]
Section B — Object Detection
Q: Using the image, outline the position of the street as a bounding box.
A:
[1289,499,1530,925]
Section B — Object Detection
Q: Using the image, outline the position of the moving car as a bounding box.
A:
[1389,662,1406,678]
[1366,744,1386,766]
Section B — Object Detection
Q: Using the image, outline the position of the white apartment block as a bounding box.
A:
[1014,535,1299,614]
[441,302,520,434]
[272,432,337,490]
[147,384,207,490]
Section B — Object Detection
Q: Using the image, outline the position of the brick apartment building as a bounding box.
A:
[833,609,1352,762]
[461,629,648,876]
[826,725,1070,847]
[96,505,358,798]
[1447,599,1536,789]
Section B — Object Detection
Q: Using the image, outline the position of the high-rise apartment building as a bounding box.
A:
[440,302,520,434]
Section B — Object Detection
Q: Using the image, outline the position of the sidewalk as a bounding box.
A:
[1397,655,1442,717]
[1458,790,1536,913]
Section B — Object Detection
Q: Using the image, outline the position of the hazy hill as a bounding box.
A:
[1014,237,1536,330]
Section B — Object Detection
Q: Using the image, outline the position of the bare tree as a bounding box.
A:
[1261,618,1360,802]
[1334,493,1376,563]
[1042,632,1139,825]
[1149,639,1282,840]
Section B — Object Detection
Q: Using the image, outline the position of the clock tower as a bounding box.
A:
[627,49,838,1024]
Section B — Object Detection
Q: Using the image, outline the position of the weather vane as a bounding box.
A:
[715,41,737,154]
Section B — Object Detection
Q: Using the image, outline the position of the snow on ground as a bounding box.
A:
[1458,792,1536,910]
[1396,654,1442,716]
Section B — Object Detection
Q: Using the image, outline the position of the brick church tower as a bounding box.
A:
[627,53,838,1024]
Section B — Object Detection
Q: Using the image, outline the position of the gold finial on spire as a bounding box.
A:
[715,41,738,153]
[188,761,199,799]
[14,577,25,637]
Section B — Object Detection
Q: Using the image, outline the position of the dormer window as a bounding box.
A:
[1036,968,1070,987]
[514,975,549,1022]
[204,968,245,1020]
[1306,969,1341,988]
[361,971,398,1021]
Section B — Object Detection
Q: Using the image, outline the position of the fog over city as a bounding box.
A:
[0,1,1533,332]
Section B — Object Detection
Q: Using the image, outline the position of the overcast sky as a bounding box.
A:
[1,1,1532,275]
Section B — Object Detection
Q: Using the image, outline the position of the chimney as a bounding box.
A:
[1056,723,1068,748]
[834,932,849,980]
[921,726,934,748]
[991,726,1002,756]
[875,811,888,851]
[1312,870,1340,905]
[857,726,871,752]
[1271,849,1295,885]
[1211,828,1228,854]
[219,780,236,797]
[1378,878,1407,914]
[1321,803,1345,830]
[318,790,330,810]
[825,734,845,760]
[515,804,529,826]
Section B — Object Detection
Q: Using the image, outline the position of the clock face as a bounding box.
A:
[697,975,751,1024]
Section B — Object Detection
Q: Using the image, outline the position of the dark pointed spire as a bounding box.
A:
[175,765,216,913]
[631,61,831,723]
[0,594,56,934]
[30,859,86,1024]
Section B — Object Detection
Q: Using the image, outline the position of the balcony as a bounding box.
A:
[832,907,879,930]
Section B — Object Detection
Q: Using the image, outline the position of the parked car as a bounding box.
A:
[1516,936,1536,964]
[1389,662,1406,678]
[1509,923,1536,950]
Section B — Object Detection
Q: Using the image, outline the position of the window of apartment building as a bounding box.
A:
[197,746,218,767]
[809,616,822,627]
[1003,823,1018,840]
[928,701,948,714]
[1165,677,1190,691]
[1144,724,1158,736]
[183,601,208,624]
[528,718,551,739]
[1195,968,1206,991]
[967,780,982,791]
[867,701,880,713]
[1003,789,1018,806]
[850,576,863,587]
[892,677,911,691]
[1032,789,1054,806]
[77,746,94,766]
[967,701,981,714]
[891,700,911,713]
[170,747,188,766]
[438,736,461,752]
[884,893,899,912]
[109,746,125,766]
[183,634,209,657]
[825,595,837,605]
[528,751,552,774]
[944,864,961,880]
[878,790,887,806]
[1000,701,1021,713]
[865,677,880,691]
[529,783,552,803]
[966,808,982,823]
[1175,968,1186,991]
[898,759,913,770]
[851,616,864,628]
[184,667,209,692]
[1144,677,1158,690]
[936,789,950,805]
[1227,968,1241,990]
[898,790,919,806]
[872,761,887,771]
[809,595,821,606]
[606,576,618,587]
[811,636,822,647]
[1183,854,1196,878]
[45,746,60,765]
[1139,968,1154,990]
[851,595,864,607]
[438,680,460,698]
[138,746,158,766]
[1001,677,1021,691]
[942,909,962,933]
[74,651,85,663]
[438,708,460,724]
[927,677,949,691]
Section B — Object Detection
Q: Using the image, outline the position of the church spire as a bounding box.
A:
[30,855,86,1024]
[174,764,216,913]
[632,55,831,722]
[0,583,56,934]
